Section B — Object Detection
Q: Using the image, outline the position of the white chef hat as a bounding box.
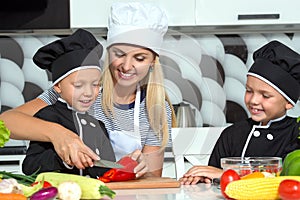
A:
[106,2,168,55]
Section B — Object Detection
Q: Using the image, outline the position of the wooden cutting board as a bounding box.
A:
[105,177,181,189]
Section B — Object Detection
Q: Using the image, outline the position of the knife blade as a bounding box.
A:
[93,159,124,169]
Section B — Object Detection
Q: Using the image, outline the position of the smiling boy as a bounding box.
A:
[22,29,115,178]
[180,40,300,184]
[210,40,300,168]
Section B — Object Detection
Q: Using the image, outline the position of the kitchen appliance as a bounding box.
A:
[176,102,196,127]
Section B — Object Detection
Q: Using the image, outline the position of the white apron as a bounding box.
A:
[108,85,142,161]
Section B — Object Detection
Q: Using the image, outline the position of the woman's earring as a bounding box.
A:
[149,65,154,72]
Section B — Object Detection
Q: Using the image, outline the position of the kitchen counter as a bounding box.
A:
[102,183,223,200]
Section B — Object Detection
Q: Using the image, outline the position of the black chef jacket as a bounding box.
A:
[22,100,115,178]
[209,116,300,169]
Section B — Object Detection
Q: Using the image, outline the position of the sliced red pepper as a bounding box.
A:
[31,180,52,188]
[97,156,138,182]
[98,176,111,183]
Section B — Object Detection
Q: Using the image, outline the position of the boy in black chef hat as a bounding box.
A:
[180,40,300,185]
[22,29,115,178]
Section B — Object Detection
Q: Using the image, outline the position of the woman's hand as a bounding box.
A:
[179,165,223,185]
[127,146,166,178]
[128,149,148,178]
[49,125,100,169]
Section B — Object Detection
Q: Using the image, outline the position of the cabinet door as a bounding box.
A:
[196,0,300,25]
[155,0,195,26]
[70,0,196,28]
[70,0,112,28]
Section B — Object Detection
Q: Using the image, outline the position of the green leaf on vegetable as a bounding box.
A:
[20,181,44,197]
[0,120,10,147]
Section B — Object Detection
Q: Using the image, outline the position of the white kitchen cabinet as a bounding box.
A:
[154,0,196,26]
[195,0,300,26]
[70,0,111,28]
[70,0,196,29]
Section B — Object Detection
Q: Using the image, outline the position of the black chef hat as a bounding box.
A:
[248,40,300,105]
[33,28,103,85]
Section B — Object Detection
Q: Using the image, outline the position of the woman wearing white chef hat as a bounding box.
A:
[180,40,300,185]
[1,2,176,178]
[99,2,176,176]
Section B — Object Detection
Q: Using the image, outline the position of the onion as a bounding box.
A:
[30,186,58,200]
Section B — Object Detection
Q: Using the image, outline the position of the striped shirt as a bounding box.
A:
[38,87,173,148]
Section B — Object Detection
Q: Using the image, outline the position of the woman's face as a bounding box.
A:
[244,76,293,125]
[54,68,101,112]
[108,44,155,88]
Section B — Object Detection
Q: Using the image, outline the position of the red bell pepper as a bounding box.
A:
[31,180,52,188]
[98,156,138,183]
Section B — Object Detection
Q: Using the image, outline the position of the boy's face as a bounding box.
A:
[244,76,293,125]
[54,68,101,112]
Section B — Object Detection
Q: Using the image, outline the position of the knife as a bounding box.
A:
[93,159,124,169]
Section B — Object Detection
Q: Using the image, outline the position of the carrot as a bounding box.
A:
[0,193,27,200]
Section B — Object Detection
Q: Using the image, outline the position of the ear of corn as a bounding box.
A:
[225,176,300,200]
[35,172,115,199]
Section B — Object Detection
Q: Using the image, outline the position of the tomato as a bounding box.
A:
[31,180,52,188]
[220,169,240,199]
[278,179,300,200]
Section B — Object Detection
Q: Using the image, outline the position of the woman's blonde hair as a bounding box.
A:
[101,53,177,148]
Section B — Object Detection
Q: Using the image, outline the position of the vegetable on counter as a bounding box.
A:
[31,181,52,188]
[30,186,58,200]
[35,172,116,199]
[0,193,27,200]
[57,181,81,200]
[225,176,300,199]
[0,170,37,186]
[0,120,10,147]
[20,181,44,198]
[278,179,300,200]
[240,171,264,180]
[220,169,240,199]
[0,178,23,194]
[281,149,300,176]
[98,156,138,183]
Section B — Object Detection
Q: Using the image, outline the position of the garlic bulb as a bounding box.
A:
[0,178,22,194]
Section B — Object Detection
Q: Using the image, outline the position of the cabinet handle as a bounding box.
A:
[238,14,280,20]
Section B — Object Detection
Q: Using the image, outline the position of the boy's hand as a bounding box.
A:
[179,176,205,185]
[180,165,223,185]
[51,128,100,169]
